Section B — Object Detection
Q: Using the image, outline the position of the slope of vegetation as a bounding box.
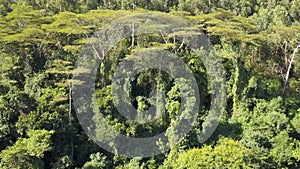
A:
[0,0,300,168]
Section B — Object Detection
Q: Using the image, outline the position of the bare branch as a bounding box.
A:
[160,30,168,44]
[282,44,300,95]
[176,40,184,52]
[131,22,135,49]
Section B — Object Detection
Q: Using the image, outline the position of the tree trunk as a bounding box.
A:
[68,82,74,160]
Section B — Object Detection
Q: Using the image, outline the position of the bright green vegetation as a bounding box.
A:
[0,0,300,168]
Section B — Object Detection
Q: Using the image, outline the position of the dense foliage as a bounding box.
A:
[0,0,300,168]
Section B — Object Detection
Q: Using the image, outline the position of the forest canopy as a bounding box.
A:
[0,0,300,168]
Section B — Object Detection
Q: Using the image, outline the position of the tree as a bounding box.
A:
[164,137,258,169]
[82,152,111,169]
[0,129,54,169]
